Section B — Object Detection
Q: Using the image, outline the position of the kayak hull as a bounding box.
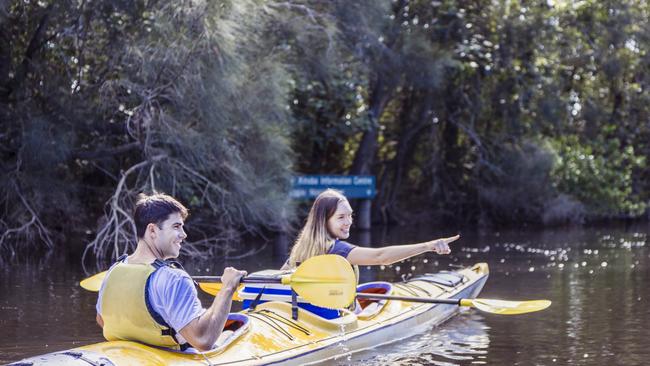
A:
[277,273,487,365]
[10,263,488,366]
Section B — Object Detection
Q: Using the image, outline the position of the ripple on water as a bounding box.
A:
[340,312,490,366]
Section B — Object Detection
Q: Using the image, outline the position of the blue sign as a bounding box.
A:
[291,175,376,199]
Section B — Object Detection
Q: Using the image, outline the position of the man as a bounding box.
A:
[95,193,246,351]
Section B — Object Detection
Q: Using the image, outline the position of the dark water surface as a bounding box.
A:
[1,224,649,365]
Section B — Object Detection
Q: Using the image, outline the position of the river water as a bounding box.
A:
[1,223,649,365]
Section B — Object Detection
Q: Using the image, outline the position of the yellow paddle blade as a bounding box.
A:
[460,298,551,315]
[282,254,357,309]
[79,271,108,292]
[197,283,244,301]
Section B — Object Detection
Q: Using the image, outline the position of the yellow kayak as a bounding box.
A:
[10,263,489,366]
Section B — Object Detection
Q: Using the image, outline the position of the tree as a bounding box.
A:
[1,1,297,261]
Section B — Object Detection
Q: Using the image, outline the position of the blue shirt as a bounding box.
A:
[96,261,204,333]
[327,240,356,258]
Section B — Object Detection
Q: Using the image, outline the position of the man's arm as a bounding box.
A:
[96,313,104,328]
[178,267,245,351]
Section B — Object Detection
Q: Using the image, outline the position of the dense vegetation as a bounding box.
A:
[1,0,648,260]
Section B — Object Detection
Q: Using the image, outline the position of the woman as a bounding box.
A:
[282,189,458,270]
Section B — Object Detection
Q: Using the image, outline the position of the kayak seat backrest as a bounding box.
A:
[182,313,250,355]
[408,272,465,287]
[355,282,393,320]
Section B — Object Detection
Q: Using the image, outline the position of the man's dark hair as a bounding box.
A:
[134,193,189,239]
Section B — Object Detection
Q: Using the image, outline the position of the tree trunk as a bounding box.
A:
[379,90,432,224]
[349,77,396,229]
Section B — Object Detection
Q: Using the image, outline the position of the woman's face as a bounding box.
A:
[326,199,353,239]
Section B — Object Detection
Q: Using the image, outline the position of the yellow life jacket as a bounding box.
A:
[101,259,183,350]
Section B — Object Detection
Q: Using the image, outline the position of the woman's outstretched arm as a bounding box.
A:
[345,235,459,266]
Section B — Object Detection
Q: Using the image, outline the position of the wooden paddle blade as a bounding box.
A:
[461,298,551,315]
[198,283,244,301]
[79,271,108,292]
[282,254,357,309]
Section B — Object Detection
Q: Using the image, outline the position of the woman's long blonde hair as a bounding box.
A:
[287,189,347,268]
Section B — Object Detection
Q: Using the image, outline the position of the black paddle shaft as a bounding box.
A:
[356,293,462,305]
[192,276,283,284]
[193,277,464,305]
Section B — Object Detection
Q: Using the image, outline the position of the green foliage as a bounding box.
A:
[1,0,297,259]
[551,136,646,217]
[3,0,650,258]
[290,70,368,173]
[477,140,562,225]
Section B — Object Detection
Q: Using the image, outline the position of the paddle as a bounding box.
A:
[195,285,550,315]
[81,256,549,314]
[355,293,551,315]
[80,254,357,309]
[80,271,110,292]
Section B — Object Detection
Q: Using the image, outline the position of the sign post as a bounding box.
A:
[291,175,375,229]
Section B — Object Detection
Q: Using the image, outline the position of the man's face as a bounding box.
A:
[326,200,353,240]
[151,212,187,259]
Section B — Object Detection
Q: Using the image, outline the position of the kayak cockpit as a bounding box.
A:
[179,313,251,355]
[355,281,393,320]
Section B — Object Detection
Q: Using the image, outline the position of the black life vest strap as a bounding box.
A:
[146,259,190,350]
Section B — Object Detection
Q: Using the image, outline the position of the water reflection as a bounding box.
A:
[343,312,490,366]
[1,223,650,365]
[0,257,104,364]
